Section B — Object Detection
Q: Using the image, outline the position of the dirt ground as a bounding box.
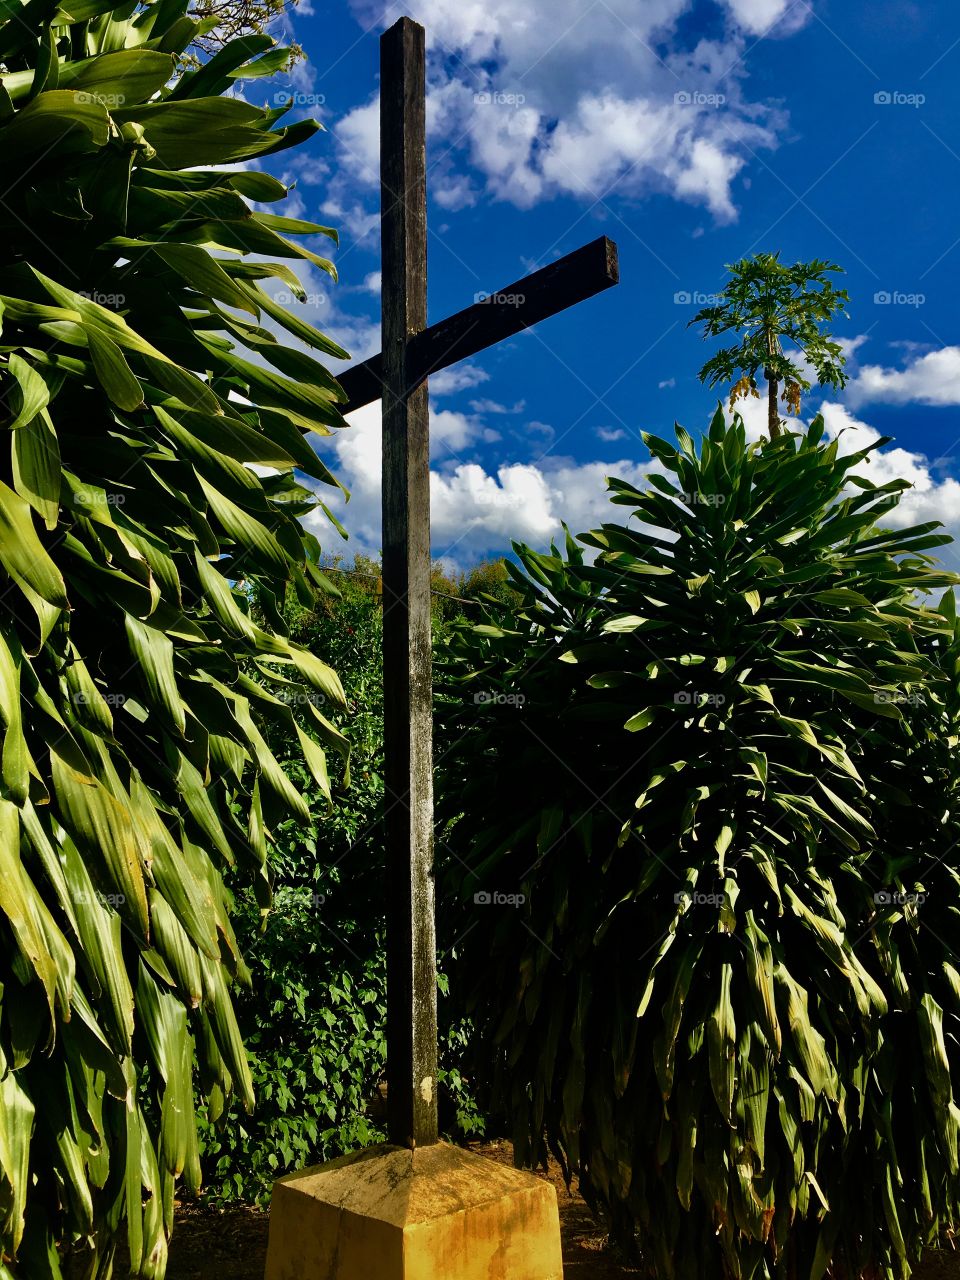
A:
[158,1141,959,1279]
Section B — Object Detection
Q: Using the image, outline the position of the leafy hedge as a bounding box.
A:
[198,565,484,1205]
[0,3,350,1274]
[438,411,960,1280]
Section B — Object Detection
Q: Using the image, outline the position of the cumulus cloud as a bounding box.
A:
[297,358,960,574]
[733,396,960,562]
[818,403,960,534]
[719,0,809,35]
[846,346,960,408]
[307,399,656,566]
[335,0,807,221]
[428,364,490,395]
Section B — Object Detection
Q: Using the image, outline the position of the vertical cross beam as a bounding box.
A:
[380,17,438,1149]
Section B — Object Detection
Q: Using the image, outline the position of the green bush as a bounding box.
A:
[198,563,484,1204]
[0,4,349,1274]
[437,410,960,1280]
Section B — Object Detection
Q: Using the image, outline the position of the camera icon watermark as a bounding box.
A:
[73,690,126,707]
[874,690,923,707]
[874,889,926,906]
[74,890,126,907]
[674,890,726,907]
[72,490,126,508]
[74,91,126,107]
[79,289,126,308]
[474,290,526,307]
[474,890,526,906]
[674,290,722,306]
[874,90,925,107]
[474,90,526,107]
[280,689,328,708]
[475,490,525,507]
[677,491,725,506]
[674,90,726,107]
[873,290,925,307]
[275,290,326,306]
[473,691,526,707]
[674,691,727,708]
[274,90,326,107]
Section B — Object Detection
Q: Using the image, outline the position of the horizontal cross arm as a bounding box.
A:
[337,235,619,414]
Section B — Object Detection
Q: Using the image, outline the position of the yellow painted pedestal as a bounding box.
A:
[264,1141,564,1279]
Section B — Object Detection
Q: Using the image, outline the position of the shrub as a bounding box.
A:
[437,410,960,1280]
[0,5,348,1274]
[198,562,484,1204]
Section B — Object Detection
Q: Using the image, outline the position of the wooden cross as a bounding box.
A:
[340,15,620,1150]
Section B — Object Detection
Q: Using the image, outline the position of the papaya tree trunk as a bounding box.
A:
[765,365,781,438]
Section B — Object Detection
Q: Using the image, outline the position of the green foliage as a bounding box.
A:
[0,4,348,1274]
[438,409,960,1280]
[188,0,302,62]
[692,254,849,433]
[430,557,523,623]
[198,562,484,1205]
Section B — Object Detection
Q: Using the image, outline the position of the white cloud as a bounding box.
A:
[333,98,380,185]
[817,404,960,566]
[469,398,524,415]
[596,426,628,442]
[847,346,960,408]
[308,399,656,563]
[732,396,960,557]
[338,0,805,220]
[429,364,490,395]
[301,379,960,573]
[719,0,808,35]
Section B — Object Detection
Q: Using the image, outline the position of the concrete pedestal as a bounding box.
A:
[264,1141,564,1279]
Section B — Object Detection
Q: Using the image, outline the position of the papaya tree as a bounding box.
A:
[188,0,302,60]
[692,254,849,437]
[0,2,350,1275]
[437,411,960,1280]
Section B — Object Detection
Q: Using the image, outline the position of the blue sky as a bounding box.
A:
[246,0,960,573]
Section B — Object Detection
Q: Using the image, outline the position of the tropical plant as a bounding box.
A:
[0,4,349,1275]
[692,254,849,437]
[437,409,960,1280]
[188,0,300,59]
[198,561,485,1205]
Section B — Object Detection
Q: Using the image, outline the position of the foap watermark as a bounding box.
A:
[474,890,526,907]
[674,890,726,907]
[474,90,527,107]
[874,889,926,907]
[280,689,328,709]
[276,887,327,909]
[72,490,126,508]
[874,90,925,108]
[874,690,924,707]
[874,290,925,308]
[674,691,727,708]
[473,690,526,707]
[74,91,126,108]
[475,289,526,307]
[677,491,725,506]
[274,90,326,107]
[674,90,726,107]
[674,290,722,306]
[74,890,126,907]
[73,690,127,708]
[475,490,525,508]
[275,290,326,306]
[79,289,126,308]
